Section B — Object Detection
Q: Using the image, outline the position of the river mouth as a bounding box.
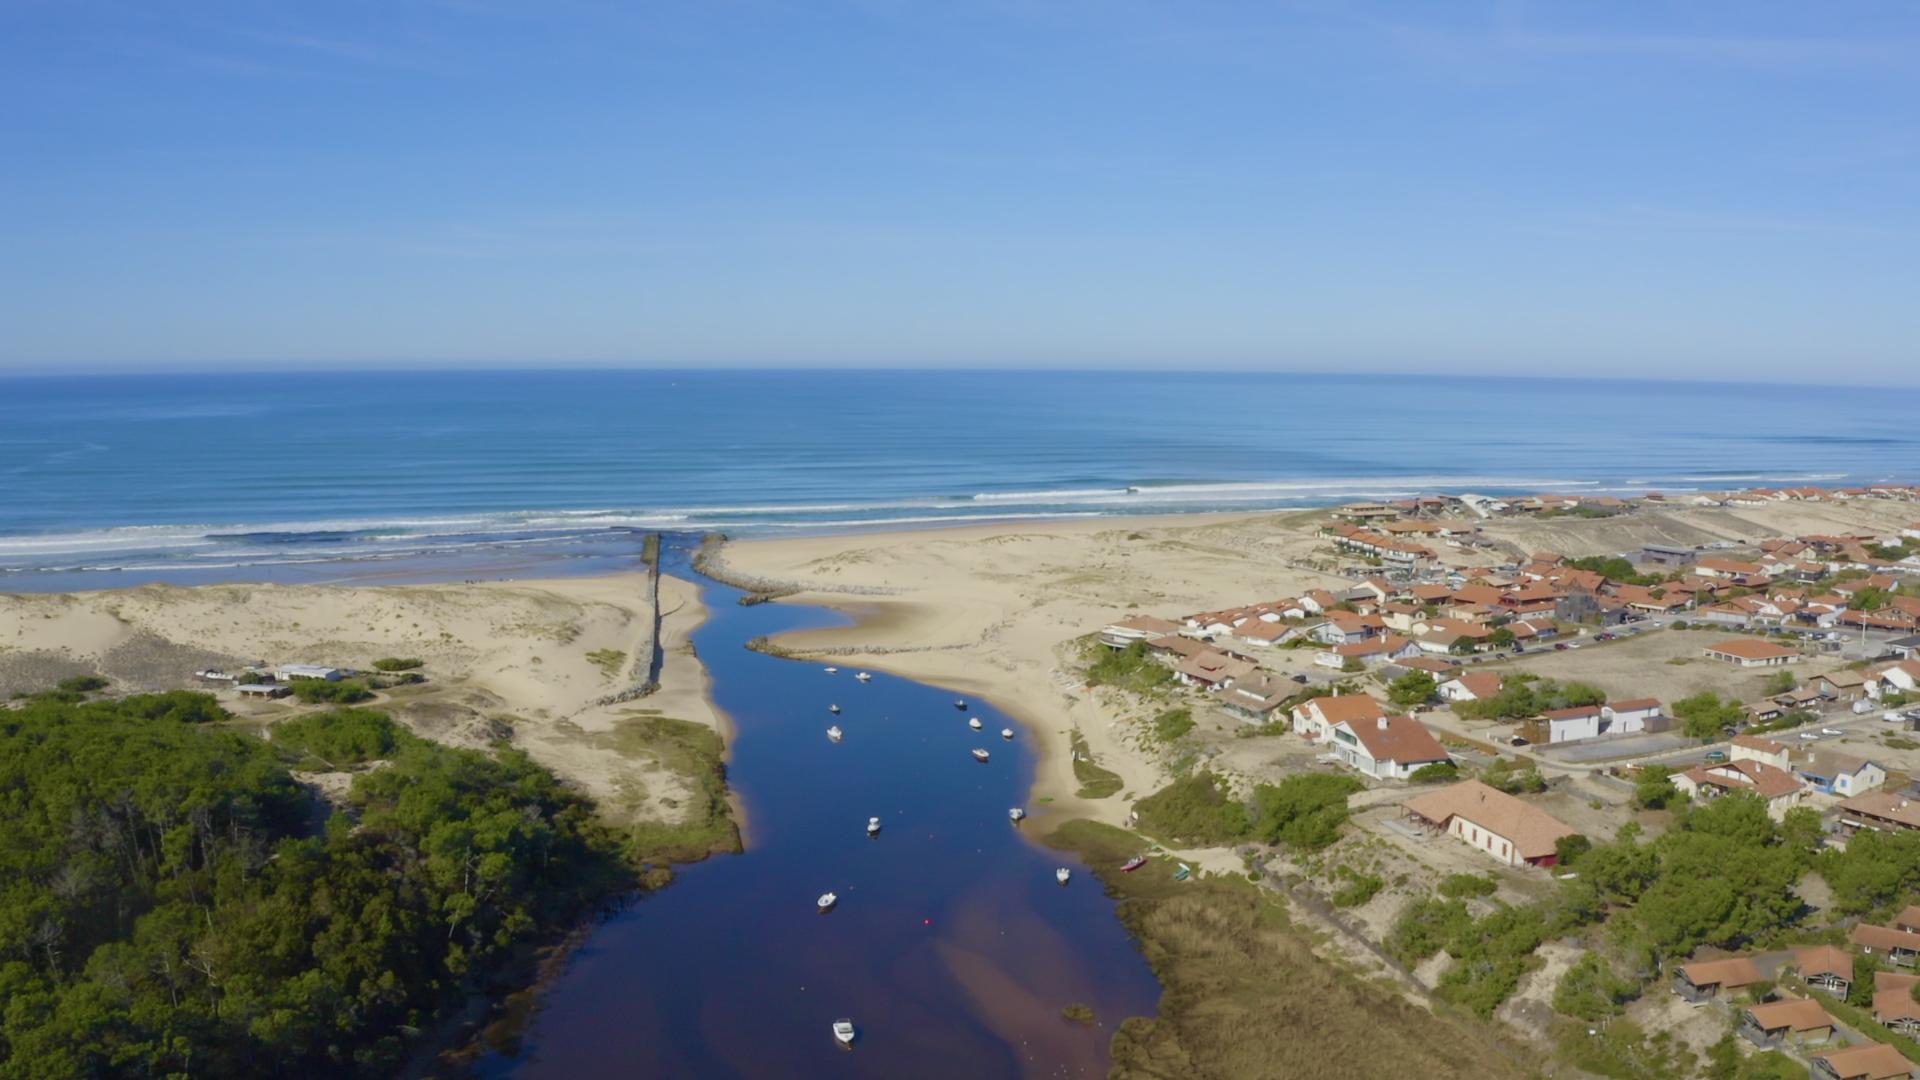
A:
[476,538,1160,1078]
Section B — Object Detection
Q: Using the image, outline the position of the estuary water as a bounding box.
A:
[476,541,1161,1077]
[5,369,1918,589]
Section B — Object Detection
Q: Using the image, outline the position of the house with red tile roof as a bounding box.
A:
[1290,693,1386,742]
[1672,760,1806,820]
[1438,671,1503,704]
[1402,780,1575,868]
[1703,639,1801,667]
[1811,1041,1917,1080]
[1326,714,1450,781]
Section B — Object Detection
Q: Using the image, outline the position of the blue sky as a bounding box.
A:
[2,1,1916,383]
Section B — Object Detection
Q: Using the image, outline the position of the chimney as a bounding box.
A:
[1377,716,1389,731]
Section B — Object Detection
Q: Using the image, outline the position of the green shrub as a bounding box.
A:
[271,708,410,765]
[1135,771,1251,846]
[1331,867,1384,907]
[1409,761,1460,784]
[1087,641,1174,693]
[1438,873,1497,899]
[372,657,424,672]
[1249,773,1363,851]
[1154,708,1195,742]
[1553,954,1637,1020]
[290,678,374,704]
[56,674,109,694]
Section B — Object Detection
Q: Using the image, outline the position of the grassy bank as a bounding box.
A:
[1045,819,1540,1080]
[596,710,743,867]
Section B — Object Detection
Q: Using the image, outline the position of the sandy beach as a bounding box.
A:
[714,498,1920,825]
[0,571,729,838]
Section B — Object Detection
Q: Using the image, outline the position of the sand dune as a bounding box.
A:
[0,573,727,832]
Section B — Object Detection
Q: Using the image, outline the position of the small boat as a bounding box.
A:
[832,1018,856,1046]
[827,725,843,741]
[1000,727,1014,739]
[829,703,841,714]
[968,717,983,730]
[1008,808,1025,822]
[818,892,837,912]
[1055,867,1071,885]
[867,816,881,836]
[854,672,872,682]
[971,748,990,763]
[1173,863,1191,882]
[954,699,966,709]
[824,666,838,674]
[1121,856,1148,873]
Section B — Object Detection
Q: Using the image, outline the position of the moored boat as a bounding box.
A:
[824,666,838,674]
[829,703,841,714]
[867,816,881,836]
[818,892,837,912]
[1008,808,1025,822]
[1121,856,1147,872]
[854,672,872,682]
[1055,867,1071,885]
[1000,727,1014,739]
[971,748,989,763]
[954,699,966,709]
[968,717,982,730]
[827,725,843,741]
[832,1018,856,1046]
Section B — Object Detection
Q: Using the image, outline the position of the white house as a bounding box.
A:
[1327,714,1451,780]
[274,663,342,682]
[1543,705,1603,743]
[1290,693,1386,741]
[1100,615,1183,648]
[1604,698,1664,734]
[1730,734,1792,771]
[1672,760,1807,821]
[1438,671,1503,704]
[1402,780,1578,868]
[1795,753,1886,798]
[1867,661,1920,700]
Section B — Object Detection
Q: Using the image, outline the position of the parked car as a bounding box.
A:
[1821,727,1843,736]
[1554,643,1570,651]
[1290,674,1309,684]
[1799,732,1820,741]
[1596,632,1616,641]
[1705,750,1728,763]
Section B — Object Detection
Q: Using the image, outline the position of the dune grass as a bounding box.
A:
[1045,819,1539,1080]
[1071,730,1124,799]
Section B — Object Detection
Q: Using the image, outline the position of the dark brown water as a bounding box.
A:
[477,542,1161,1077]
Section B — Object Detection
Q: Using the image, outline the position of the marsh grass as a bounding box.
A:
[1071,730,1124,799]
[1046,820,1538,1080]
[590,714,742,864]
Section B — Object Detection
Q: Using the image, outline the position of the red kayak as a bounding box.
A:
[1121,856,1147,873]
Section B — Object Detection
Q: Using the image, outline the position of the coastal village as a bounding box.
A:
[1078,484,1920,1078]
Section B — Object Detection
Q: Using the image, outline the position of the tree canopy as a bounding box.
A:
[0,693,628,1077]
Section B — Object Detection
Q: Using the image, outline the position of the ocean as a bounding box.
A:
[3,369,1916,588]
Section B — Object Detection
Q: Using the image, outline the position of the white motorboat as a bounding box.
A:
[1055,867,1071,885]
[1008,808,1025,822]
[818,892,838,912]
[1000,727,1014,739]
[854,672,872,682]
[825,666,839,674]
[829,703,841,714]
[968,717,983,730]
[971,748,990,763]
[832,1019,856,1046]
[827,725,843,741]
[867,816,881,836]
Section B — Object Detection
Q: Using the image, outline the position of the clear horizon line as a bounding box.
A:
[1,362,1916,393]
